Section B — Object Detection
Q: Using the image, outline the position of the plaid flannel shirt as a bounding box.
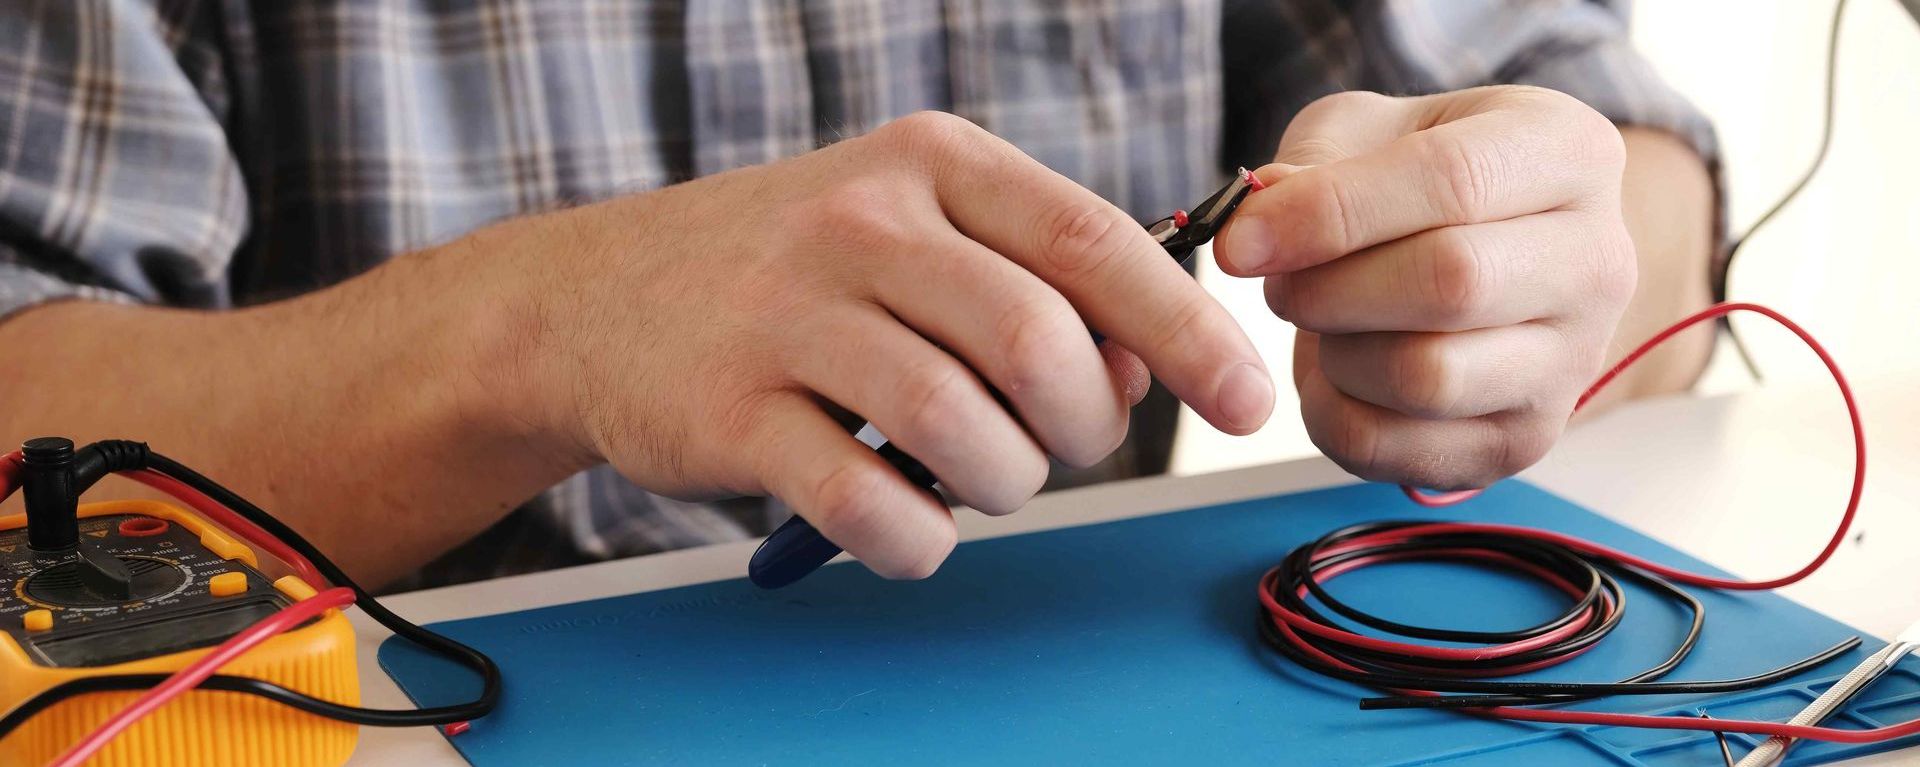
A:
[0,0,1717,587]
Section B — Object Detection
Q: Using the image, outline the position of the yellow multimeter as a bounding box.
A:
[0,491,359,767]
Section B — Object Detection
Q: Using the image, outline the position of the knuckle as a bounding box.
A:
[1423,228,1495,324]
[1402,459,1466,493]
[809,462,890,539]
[1094,418,1129,468]
[713,387,777,448]
[1144,293,1213,355]
[1293,90,1391,130]
[1494,415,1561,477]
[1054,422,1122,471]
[1280,91,1395,165]
[1497,85,1586,123]
[1384,337,1465,419]
[804,178,914,252]
[1273,271,1333,330]
[1585,113,1628,169]
[993,299,1124,468]
[891,523,957,581]
[1590,224,1639,307]
[1491,84,1572,114]
[1295,173,1360,257]
[1061,419,1125,470]
[1280,135,1350,165]
[1551,94,1628,167]
[1313,406,1386,482]
[1500,86,1624,171]
[1264,275,1300,322]
[994,296,1081,391]
[1037,203,1133,279]
[1535,322,1601,408]
[897,359,975,445]
[1423,132,1496,224]
[975,452,1048,516]
[877,110,986,161]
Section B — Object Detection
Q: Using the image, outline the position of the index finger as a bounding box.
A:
[883,113,1274,435]
[1228,89,1623,275]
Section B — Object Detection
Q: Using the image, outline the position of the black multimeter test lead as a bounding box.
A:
[747,168,1266,589]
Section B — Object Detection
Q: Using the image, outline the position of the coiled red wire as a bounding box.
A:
[0,301,1892,744]
[1260,302,1910,743]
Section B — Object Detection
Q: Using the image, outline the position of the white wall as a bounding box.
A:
[1171,0,1920,476]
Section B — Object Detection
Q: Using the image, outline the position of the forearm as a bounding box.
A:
[1582,127,1717,411]
[0,225,588,587]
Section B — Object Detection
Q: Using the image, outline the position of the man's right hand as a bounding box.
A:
[488,112,1274,580]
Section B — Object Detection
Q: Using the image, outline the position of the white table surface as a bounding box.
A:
[345,373,1920,766]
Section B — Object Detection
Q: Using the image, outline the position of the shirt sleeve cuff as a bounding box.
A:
[0,252,140,324]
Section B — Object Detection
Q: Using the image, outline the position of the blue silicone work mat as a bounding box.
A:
[380,481,1920,766]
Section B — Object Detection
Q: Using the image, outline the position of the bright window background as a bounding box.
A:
[1171,0,1920,476]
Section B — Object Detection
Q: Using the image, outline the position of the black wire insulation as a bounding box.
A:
[1267,0,1863,716]
[1718,0,1848,380]
[0,448,500,740]
[1257,521,1860,711]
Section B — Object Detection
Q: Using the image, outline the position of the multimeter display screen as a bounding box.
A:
[33,602,283,667]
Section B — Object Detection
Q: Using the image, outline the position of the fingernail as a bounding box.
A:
[1216,362,1274,433]
[1220,216,1274,274]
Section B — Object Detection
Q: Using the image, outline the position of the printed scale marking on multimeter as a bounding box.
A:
[0,437,360,767]
[1,511,295,670]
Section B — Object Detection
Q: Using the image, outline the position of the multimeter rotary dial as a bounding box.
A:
[23,555,191,607]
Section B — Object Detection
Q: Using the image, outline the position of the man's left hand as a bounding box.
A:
[1216,86,1637,490]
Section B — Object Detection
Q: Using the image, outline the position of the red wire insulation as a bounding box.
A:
[120,469,325,587]
[0,451,20,496]
[0,302,1885,745]
[46,587,356,767]
[1271,301,1886,741]
[1404,303,1864,589]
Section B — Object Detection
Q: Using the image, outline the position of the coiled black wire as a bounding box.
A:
[1258,521,1860,711]
[0,446,500,739]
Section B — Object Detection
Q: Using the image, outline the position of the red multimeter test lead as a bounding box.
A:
[0,440,503,766]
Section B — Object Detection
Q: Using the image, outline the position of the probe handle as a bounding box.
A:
[747,442,937,589]
[1733,642,1908,766]
[743,183,1232,589]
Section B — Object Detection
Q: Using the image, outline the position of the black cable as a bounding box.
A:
[1719,0,1848,381]
[1259,613,1856,705]
[1259,0,1866,719]
[0,674,457,735]
[1359,634,1860,709]
[145,452,501,720]
[1257,521,1860,711]
[0,446,501,740]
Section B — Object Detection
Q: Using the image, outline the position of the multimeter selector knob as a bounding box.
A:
[25,557,186,607]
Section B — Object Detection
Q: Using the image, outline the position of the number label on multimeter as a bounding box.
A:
[1,500,359,767]
[1,512,284,667]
